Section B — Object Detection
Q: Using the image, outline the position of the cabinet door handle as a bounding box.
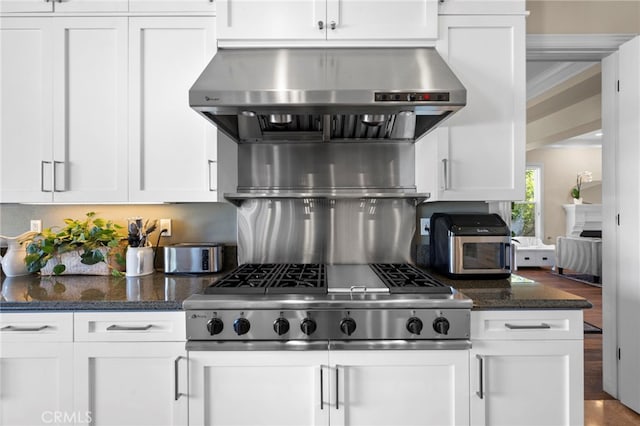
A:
[335,365,339,410]
[476,355,484,399]
[106,324,153,331]
[174,356,183,401]
[330,21,336,30]
[318,20,324,30]
[207,160,216,191]
[504,323,550,330]
[1,325,49,332]
[53,161,65,192]
[320,365,324,410]
[442,158,449,190]
[41,161,53,192]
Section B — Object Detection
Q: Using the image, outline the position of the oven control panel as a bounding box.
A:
[186,309,470,341]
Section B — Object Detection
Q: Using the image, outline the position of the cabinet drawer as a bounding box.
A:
[0,312,73,343]
[471,310,583,340]
[74,312,185,342]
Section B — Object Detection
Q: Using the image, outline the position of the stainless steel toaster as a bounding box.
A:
[163,243,223,274]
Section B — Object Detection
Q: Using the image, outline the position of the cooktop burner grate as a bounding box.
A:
[369,263,452,294]
[267,263,326,294]
[205,263,327,295]
[204,263,283,294]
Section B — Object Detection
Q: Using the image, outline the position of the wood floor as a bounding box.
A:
[515,267,640,425]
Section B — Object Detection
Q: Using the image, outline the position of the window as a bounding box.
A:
[511,166,542,238]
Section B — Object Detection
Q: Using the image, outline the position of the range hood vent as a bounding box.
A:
[190,47,466,143]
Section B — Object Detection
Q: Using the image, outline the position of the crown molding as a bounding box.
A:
[527,34,636,61]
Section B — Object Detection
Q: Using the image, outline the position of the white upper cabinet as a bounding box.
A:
[216,0,438,46]
[416,14,526,201]
[128,17,219,202]
[0,0,127,13]
[0,18,53,203]
[0,17,128,203]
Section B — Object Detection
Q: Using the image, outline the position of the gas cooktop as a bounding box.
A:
[204,263,451,295]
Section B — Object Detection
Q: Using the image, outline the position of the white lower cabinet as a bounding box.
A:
[74,342,187,426]
[73,311,187,426]
[0,313,74,426]
[188,349,469,426]
[330,350,469,426]
[0,311,187,426]
[470,310,584,426]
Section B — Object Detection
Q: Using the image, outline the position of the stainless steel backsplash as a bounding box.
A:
[237,142,415,192]
[235,142,418,264]
[238,199,416,264]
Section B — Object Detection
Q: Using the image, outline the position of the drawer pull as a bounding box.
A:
[1,325,49,332]
[504,323,550,330]
[107,324,153,331]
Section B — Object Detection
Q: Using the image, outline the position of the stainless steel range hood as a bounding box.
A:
[190,48,466,143]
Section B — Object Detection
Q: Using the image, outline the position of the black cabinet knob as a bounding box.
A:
[273,317,290,336]
[300,318,317,336]
[206,318,224,335]
[340,318,357,336]
[233,317,251,336]
[433,317,450,335]
[406,317,423,335]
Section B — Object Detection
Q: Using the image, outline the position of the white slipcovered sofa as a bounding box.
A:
[555,236,602,281]
[512,237,555,270]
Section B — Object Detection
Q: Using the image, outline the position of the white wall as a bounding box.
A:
[526,147,602,242]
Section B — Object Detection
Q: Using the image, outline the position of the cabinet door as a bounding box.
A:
[417,15,525,201]
[470,340,584,426]
[0,342,74,426]
[216,0,325,44]
[327,0,437,41]
[51,18,128,203]
[129,17,220,202]
[74,342,187,426]
[329,350,469,426]
[188,350,329,426]
[0,18,54,203]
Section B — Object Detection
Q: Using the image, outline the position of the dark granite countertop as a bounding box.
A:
[1,269,592,312]
[425,271,592,310]
[0,271,226,311]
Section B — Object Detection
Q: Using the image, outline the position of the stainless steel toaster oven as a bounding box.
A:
[430,213,511,279]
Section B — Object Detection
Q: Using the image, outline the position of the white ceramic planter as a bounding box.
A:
[40,247,111,276]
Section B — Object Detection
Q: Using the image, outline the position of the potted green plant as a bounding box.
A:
[25,212,126,276]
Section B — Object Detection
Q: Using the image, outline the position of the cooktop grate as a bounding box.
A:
[205,263,327,295]
[369,263,452,294]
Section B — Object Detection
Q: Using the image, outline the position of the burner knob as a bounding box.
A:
[233,317,251,336]
[433,317,450,335]
[406,317,423,335]
[273,317,290,336]
[300,318,317,336]
[340,318,357,336]
[206,318,224,335]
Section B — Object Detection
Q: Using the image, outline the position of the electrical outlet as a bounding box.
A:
[160,218,172,237]
[420,218,429,236]
[30,219,42,233]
